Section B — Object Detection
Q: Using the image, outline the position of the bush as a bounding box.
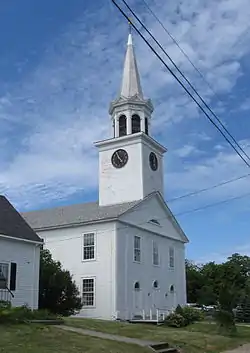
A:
[0,300,11,310]
[235,295,250,323]
[214,309,237,335]
[39,249,82,316]
[0,303,60,325]
[164,305,205,328]
[164,313,187,328]
[181,306,204,324]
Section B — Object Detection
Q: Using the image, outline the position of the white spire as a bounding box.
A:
[120,33,143,99]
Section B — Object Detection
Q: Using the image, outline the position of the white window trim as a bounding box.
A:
[169,246,175,270]
[0,261,10,287]
[148,219,162,227]
[134,281,141,291]
[81,276,96,308]
[152,280,160,290]
[169,284,175,293]
[133,235,141,263]
[82,232,96,262]
[152,240,160,267]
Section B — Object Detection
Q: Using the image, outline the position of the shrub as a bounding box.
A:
[214,309,237,335]
[0,300,11,310]
[235,295,250,323]
[175,304,184,315]
[0,303,60,325]
[164,313,187,328]
[181,306,204,324]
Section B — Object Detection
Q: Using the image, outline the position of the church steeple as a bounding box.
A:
[120,33,143,99]
[95,30,167,207]
[109,32,154,138]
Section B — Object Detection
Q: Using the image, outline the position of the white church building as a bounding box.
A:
[23,33,189,321]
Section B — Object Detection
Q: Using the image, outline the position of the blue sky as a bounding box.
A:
[1,0,250,263]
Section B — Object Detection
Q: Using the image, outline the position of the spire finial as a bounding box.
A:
[128,18,132,34]
[120,23,143,98]
[127,18,133,46]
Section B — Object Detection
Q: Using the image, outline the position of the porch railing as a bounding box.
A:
[0,288,14,304]
[115,307,175,322]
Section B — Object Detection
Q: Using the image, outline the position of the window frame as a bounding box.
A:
[133,235,141,263]
[132,114,141,134]
[149,219,161,226]
[119,115,127,137]
[169,247,174,269]
[81,277,96,308]
[134,281,141,291]
[0,262,10,287]
[82,232,96,262]
[169,284,175,293]
[152,240,160,266]
[145,117,149,135]
[152,280,159,290]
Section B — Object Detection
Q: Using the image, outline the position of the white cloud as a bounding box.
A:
[1,0,250,210]
[240,98,250,111]
[174,145,201,158]
[195,243,250,264]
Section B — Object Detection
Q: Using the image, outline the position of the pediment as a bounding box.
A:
[118,192,189,243]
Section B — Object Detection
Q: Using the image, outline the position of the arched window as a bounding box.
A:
[132,114,141,134]
[170,284,175,293]
[153,280,159,289]
[145,117,149,135]
[119,115,127,137]
[134,281,140,291]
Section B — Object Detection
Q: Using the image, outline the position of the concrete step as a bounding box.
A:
[149,343,169,350]
[149,342,178,353]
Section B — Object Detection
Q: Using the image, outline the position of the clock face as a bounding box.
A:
[149,152,158,171]
[111,149,128,168]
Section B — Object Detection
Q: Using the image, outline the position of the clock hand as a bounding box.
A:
[116,152,122,162]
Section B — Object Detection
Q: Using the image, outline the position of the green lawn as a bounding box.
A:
[65,318,250,353]
[0,324,149,353]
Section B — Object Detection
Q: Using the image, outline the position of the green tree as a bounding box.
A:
[185,260,204,303]
[39,249,82,316]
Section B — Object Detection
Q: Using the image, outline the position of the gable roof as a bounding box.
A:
[22,192,188,243]
[119,192,189,243]
[0,196,43,243]
[22,199,141,231]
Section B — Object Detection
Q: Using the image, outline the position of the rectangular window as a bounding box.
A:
[83,233,95,261]
[82,278,95,307]
[153,241,159,266]
[0,263,9,282]
[134,236,141,262]
[169,247,174,268]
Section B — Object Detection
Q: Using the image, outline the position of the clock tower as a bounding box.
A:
[95,33,167,206]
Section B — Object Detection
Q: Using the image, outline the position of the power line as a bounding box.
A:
[119,0,250,165]
[111,0,250,168]
[45,189,250,245]
[175,190,250,217]
[141,0,220,98]
[167,172,250,203]
[101,168,250,203]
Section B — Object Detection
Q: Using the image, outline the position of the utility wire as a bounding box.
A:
[167,172,250,203]
[101,168,250,203]
[46,189,250,245]
[111,0,250,168]
[175,190,250,217]
[120,0,250,164]
[141,0,219,97]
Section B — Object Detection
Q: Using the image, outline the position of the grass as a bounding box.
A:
[65,318,250,353]
[0,324,150,353]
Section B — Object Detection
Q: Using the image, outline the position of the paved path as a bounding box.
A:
[222,344,250,353]
[55,325,162,347]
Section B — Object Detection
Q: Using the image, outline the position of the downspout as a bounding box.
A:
[31,244,39,310]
